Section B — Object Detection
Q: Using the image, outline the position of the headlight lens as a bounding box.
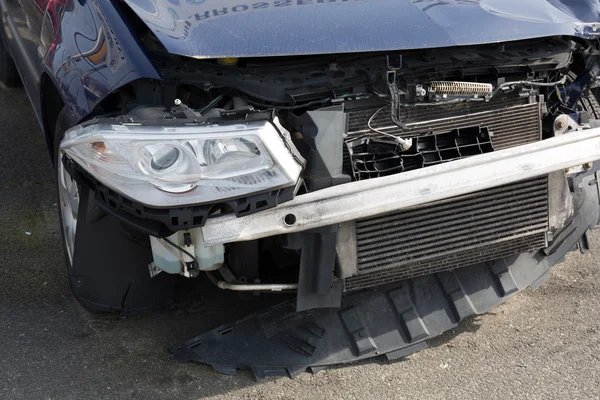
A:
[60,120,303,207]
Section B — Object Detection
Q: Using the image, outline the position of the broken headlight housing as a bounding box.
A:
[59,119,303,207]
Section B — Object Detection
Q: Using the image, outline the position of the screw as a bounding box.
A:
[555,118,566,130]
[584,162,594,170]
[174,99,182,106]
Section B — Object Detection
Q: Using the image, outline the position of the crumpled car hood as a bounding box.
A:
[123,0,600,59]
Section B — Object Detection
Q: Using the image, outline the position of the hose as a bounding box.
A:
[206,271,298,292]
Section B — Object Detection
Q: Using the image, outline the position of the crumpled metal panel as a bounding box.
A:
[124,0,600,59]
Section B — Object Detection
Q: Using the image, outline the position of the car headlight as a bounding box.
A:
[59,119,304,207]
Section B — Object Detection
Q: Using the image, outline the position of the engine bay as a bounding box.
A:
[112,37,598,193]
[82,35,600,301]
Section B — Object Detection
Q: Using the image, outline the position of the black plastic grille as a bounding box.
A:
[348,126,494,180]
[344,176,549,292]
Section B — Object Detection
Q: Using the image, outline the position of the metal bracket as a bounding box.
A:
[148,262,163,278]
[385,54,408,130]
[386,70,408,130]
[554,113,585,135]
[174,98,202,119]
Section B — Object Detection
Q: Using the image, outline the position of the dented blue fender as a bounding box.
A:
[124,0,600,59]
[0,0,159,139]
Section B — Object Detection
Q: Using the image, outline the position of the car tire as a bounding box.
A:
[0,38,21,87]
[54,108,177,314]
[582,87,600,119]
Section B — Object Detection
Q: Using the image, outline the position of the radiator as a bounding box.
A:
[343,176,549,292]
[346,99,542,150]
[342,96,548,291]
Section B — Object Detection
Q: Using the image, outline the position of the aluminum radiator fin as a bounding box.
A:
[344,234,546,292]
[345,176,549,291]
[347,101,541,148]
[348,96,525,131]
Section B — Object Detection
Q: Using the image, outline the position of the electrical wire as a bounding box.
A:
[161,236,200,267]
[236,92,371,111]
[241,96,332,110]
[547,72,579,115]
[157,238,187,265]
[366,106,413,150]
[491,76,568,98]
[198,94,224,115]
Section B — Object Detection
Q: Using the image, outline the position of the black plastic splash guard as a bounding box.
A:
[171,170,600,379]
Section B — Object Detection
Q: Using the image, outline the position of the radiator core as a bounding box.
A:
[344,177,549,292]
[342,97,547,291]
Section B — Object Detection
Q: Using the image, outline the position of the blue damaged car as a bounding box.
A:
[3,0,600,377]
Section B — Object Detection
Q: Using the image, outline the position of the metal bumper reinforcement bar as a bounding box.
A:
[201,128,600,245]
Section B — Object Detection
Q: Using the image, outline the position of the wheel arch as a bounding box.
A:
[40,72,65,167]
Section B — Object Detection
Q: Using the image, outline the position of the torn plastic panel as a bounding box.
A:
[283,226,342,311]
[294,106,351,191]
[171,168,600,379]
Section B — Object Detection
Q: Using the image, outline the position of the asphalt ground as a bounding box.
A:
[1,84,600,400]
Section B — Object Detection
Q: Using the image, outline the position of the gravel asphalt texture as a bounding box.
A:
[1,84,600,400]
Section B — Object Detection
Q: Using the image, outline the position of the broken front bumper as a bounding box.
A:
[201,128,600,245]
[163,126,600,377]
[172,167,600,378]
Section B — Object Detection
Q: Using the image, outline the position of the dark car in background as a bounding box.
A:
[3,0,600,378]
